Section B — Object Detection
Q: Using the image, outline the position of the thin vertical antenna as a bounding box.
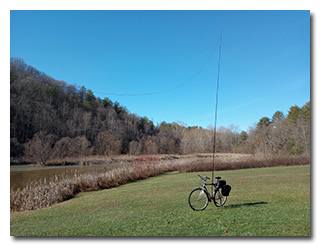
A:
[211,27,222,194]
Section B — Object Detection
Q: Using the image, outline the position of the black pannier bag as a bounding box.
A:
[221,185,232,196]
[217,180,226,189]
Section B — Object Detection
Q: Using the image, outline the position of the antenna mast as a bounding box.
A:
[211,27,223,192]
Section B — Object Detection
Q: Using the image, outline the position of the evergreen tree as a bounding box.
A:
[301,101,310,121]
[271,111,285,123]
[287,105,301,124]
[238,131,248,147]
[257,117,271,128]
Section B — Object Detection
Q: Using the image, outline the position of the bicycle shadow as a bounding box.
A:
[223,202,268,209]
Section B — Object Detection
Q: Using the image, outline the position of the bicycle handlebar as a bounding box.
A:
[198,175,210,181]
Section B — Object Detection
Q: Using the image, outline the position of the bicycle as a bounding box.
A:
[188,175,231,211]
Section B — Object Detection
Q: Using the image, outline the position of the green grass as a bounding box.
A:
[10,165,310,236]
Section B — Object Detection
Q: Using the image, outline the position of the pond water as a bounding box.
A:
[10,164,126,190]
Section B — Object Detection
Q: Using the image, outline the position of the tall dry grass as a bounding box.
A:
[176,155,310,173]
[10,154,310,212]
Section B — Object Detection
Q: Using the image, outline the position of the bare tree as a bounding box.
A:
[69,136,91,158]
[129,140,140,155]
[217,125,239,153]
[52,137,73,159]
[24,132,57,165]
[143,136,159,154]
[95,131,123,155]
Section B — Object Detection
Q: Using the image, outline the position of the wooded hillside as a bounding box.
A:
[10,58,310,164]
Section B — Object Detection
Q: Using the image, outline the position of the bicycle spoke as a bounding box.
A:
[213,189,227,207]
[188,188,209,211]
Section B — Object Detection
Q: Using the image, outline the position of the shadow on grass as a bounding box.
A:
[224,202,268,209]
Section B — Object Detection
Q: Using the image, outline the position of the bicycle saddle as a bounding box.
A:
[215,176,221,180]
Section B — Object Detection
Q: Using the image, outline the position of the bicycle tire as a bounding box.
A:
[188,188,209,211]
[213,189,227,207]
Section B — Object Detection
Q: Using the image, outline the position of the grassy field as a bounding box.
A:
[10,165,310,236]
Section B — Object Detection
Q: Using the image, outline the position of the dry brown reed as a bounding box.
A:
[176,155,310,173]
[10,154,309,212]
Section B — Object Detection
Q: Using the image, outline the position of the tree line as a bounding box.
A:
[10,58,310,164]
[243,102,310,156]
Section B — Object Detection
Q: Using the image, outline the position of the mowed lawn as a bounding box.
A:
[10,165,310,236]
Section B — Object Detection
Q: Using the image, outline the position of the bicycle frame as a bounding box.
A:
[201,181,218,202]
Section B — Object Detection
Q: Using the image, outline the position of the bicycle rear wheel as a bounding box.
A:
[213,189,227,207]
[188,188,209,211]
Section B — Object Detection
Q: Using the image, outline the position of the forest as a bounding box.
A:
[10,58,310,165]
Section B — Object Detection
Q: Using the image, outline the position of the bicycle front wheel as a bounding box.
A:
[188,188,209,211]
[213,189,227,207]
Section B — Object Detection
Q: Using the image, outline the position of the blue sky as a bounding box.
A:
[10,10,310,131]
